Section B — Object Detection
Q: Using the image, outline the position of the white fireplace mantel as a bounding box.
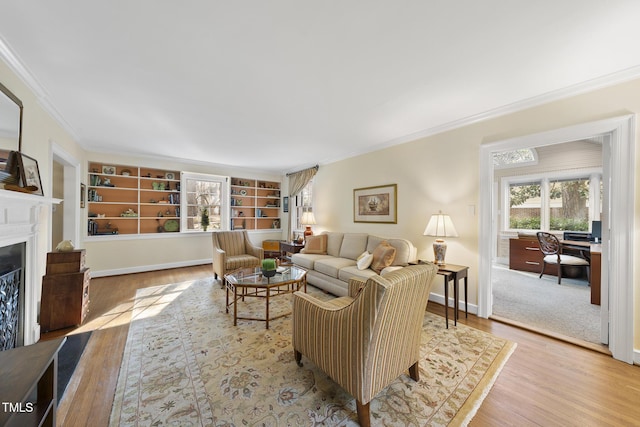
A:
[0,189,62,345]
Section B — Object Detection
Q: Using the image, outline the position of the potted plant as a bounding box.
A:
[261,258,277,278]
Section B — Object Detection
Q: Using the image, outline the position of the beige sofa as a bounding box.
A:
[291,232,417,296]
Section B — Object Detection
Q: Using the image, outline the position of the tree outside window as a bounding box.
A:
[508,176,595,232]
[509,182,541,229]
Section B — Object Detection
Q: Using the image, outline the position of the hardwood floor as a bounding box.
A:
[43,265,640,426]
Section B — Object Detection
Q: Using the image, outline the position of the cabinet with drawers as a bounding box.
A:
[509,237,555,275]
[40,250,90,332]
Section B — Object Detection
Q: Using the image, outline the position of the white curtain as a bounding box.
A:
[287,165,318,240]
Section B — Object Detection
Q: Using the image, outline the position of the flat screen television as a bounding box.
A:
[591,220,602,242]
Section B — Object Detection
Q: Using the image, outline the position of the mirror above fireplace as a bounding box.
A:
[0,81,23,181]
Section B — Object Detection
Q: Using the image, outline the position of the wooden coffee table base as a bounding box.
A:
[224,268,307,329]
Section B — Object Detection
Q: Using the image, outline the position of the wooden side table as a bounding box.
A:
[280,242,305,264]
[437,264,469,328]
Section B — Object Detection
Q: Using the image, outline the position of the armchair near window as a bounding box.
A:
[212,230,264,286]
[292,263,437,427]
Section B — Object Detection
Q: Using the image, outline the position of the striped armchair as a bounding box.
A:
[292,263,438,427]
[212,230,264,286]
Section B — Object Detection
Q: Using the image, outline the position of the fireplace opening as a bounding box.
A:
[0,242,25,350]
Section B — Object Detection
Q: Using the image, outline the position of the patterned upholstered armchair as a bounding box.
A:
[212,230,264,286]
[292,263,438,427]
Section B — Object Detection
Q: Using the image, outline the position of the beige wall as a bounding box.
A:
[315,78,640,350]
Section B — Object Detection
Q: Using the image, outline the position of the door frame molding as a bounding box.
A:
[478,115,635,364]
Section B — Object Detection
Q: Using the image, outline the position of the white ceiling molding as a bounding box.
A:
[379,65,640,149]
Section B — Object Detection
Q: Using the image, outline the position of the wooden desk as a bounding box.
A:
[437,264,469,328]
[561,240,602,305]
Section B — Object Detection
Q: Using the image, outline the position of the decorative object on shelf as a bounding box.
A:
[261,258,277,278]
[300,210,316,239]
[55,240,75,252]
[240,189,247,196]
[121,208,138,217]
[423,211,458,265]
[102,165,116,175]
[165,172,175,180]
[121,169,131,176]
[353,184,397,223]
[163,219,179,232]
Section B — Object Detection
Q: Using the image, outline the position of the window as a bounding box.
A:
[294,180,314,232]
[508,181,541,229]
[504,171,601,232]
[493,148,538,169]
[549,178,590,231]
[181,172,228,232]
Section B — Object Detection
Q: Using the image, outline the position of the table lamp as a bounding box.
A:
[424,211,458,265]
[300,211,316,239]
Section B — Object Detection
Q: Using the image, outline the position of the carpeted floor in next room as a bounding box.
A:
[109,277,516,426]
[491,265,600,344]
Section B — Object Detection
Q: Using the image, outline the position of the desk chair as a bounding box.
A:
[536,232,590,284]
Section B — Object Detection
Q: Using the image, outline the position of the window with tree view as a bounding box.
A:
[509,181,542,229]
[507,175,599,232]
[182,173,228,232]
[549,178,590,231]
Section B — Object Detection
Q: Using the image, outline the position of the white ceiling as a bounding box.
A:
[1,1,640,173]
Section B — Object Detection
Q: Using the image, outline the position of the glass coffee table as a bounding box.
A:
[224,266,307,329]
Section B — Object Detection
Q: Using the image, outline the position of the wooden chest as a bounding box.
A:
[41,249,90,332]
[40,268,90,332]
[46,249,86,275]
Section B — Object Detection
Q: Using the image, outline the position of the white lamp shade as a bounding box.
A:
[300,211,316,225]
[423,213,458,237]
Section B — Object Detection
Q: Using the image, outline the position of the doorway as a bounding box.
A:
[478,116,635,364]
[491,140,603,345]
[51,143,81,248]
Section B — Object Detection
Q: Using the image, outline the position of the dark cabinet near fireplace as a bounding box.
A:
[40,250,90,332]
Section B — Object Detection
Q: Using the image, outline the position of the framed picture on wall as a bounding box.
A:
[16,152,44,196]
[283,196,289,213]
[353,183,397,223]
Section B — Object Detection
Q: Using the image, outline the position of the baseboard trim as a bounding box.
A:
[90,259,212,278]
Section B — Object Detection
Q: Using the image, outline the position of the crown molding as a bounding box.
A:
[0,35,79,141]
[384,65,640,148]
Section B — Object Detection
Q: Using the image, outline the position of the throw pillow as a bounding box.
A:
[371,241,397,274]
[300,234,328,254]
[356,251,374,270]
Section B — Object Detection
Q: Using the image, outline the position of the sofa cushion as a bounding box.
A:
[339,233,369,260]
[356,251,373,270]
[367,236,413,266]
[371,241,397,273]
[325,232,344,257]
[301,234,328,254]
[338,265,378,282]
[291,253,333,270]
[315,257,357,278]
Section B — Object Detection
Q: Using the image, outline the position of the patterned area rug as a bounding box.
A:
[109,278,516,426]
